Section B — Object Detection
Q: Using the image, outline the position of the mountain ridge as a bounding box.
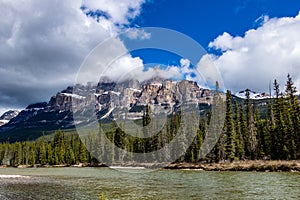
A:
[1,78,299,142]
[0,79,219,142]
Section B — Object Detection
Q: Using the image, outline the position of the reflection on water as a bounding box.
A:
[0,167,300,200]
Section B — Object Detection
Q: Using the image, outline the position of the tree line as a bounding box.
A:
[212,74,300,162]
[0,74,299,166]
[0,130,92,166]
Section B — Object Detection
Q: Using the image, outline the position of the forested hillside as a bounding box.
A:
[0,75,299,166]
[213,74,300,162]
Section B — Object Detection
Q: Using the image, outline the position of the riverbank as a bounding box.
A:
[1,160,300,172]
[164,160,300,172]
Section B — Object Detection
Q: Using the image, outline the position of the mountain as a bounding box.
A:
[0,110,20,127]
[0,79,219,142]
[234,89,271,100]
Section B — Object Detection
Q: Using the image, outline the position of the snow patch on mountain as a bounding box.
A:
[110,91,120,96]
[129,88,141,92]
[61,93,85,99]
[151,83,163,87]
[0,120,9,126]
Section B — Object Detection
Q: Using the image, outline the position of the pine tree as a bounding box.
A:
[285,74,298,159]
[234,100,244,159]
[39,136,47,165]
[79,140,88,163]
[65,143,76,164]
[28,143,36,165]
[263,100,274,158]
[194,121,204,162]
[245,89,257,159]
[13,142,23,166]
[252,105,260,159]
[47,143,53,165]
[210,81,226,163]
[272,81,287,159]
[239,102,248,159]
[175,109,188,162]
[224,90,235,161]
[52,130,66,164]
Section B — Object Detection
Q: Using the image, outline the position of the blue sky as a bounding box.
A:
[137,0,300,48]
[124,0,300,92]
[0,0,300,114]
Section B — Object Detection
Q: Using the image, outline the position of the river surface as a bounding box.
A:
[0,167,299,199]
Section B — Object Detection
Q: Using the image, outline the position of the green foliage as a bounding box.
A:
[0,130,91,166]
[210,74,300,162]
[224,90,235,161]
[0,75,299,166]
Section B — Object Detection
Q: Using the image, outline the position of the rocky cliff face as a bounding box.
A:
[71,78,218,123]
[0,79,218,141]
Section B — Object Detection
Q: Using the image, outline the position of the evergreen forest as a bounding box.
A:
[0,75,299,166]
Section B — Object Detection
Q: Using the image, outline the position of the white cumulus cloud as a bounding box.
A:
[125,28,151,40]
[0,0,147,115]
[209,12,300,93]
[102,56,186,82]
[81,0,146,34]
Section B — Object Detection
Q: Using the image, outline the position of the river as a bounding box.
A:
[0,167,299,199]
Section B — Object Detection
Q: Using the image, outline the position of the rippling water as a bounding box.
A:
[0,167,299,199]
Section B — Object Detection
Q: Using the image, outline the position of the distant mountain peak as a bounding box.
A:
[234,89,271,100]
[0,110,20,127]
